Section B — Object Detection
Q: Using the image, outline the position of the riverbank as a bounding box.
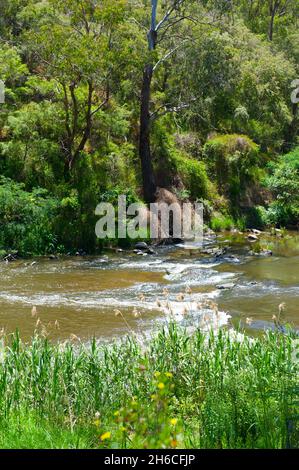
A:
[0,323,298,449]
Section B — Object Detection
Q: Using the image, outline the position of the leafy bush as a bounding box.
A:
[98,187,148,247]
[210,213,235,232]
[264,148,299,226]
[203,134,260,203]
[150,120,210,200]
[172,152,210,200]
[0,177,59,255]
[241,206,268,229]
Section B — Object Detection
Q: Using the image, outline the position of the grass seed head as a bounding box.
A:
[31,306,37,317]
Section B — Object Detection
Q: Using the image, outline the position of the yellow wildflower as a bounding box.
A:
[100,431,111,441]
[157,382,165,390]
[170,418,178,426]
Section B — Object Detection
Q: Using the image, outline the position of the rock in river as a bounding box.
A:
[249,249,272,257]
[223,255,240,263]
[134,242,155,254]
[216,283,236,290]
[135,242,148,250]
[247,234,259,241]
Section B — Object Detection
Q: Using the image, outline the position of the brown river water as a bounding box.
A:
[0,231,298,341]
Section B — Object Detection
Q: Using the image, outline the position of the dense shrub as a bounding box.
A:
[171,152,210,200]
[151,120,211,201]
[210,213,235,232]
[203,134,260,203]
[263,148,299,226]
[0,177,59,255]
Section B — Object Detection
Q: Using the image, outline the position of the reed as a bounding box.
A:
[0,324,298,448]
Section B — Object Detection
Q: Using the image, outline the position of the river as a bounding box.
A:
[0,231,298,341]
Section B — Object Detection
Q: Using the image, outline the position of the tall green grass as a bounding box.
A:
[0,325,298,449]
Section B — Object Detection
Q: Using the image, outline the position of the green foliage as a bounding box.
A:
[150,119,210,200]
[109,372,182,449]
[0,0,298,252]
[264,148,299,226]
[241,206,268,230]
[173,24,296,151]
[0,45,28,102]
[171,152,210,200]
[96,140,137,194]
[210,214,235,232]
[98,187,149,247]
[203,134,260,202]
[0,101,64,189]
[0,324,297,449]
[0,411,96,449]
[52,188,82,253]
[238,0,299,42]
[0,177,59,255]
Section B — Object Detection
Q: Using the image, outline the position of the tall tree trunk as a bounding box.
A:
[139,63,156,203]
[138,0,158,203]
[268,10,275,40]
[268,1,280,41]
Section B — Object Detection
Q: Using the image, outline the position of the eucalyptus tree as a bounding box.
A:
[238,0,299,41]
[267,0,298,41]
[23,0,129,174]
[138,0,229,203]
[139,0,188,203]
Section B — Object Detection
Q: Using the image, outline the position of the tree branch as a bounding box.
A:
[153,40,188,72]
[150,97,197,120]
[155,0,186,32]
